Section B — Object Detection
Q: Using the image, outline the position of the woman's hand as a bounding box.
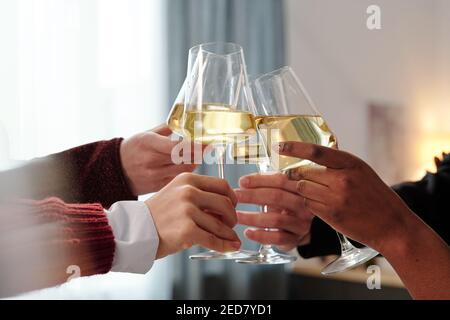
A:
[146,173,241,259]
[120,124,199,196]
[235,172,313,252]
[276,141,414,253]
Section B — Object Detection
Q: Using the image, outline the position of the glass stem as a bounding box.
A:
[336,232,355,254]
[216,144,231,255]
[216,145,225,179]
[260,205,273,254]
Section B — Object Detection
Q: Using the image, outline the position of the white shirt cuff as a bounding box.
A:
[105,201,159,274]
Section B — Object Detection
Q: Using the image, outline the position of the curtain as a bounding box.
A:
[0,0,169,299]
[0,0,167,160]
[166,0,287,299]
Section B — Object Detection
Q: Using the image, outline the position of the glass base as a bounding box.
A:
[189,249,257,261]
[321,247,379,275]
[236,247,297,265]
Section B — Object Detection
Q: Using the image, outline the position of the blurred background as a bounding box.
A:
[1,0,449,299]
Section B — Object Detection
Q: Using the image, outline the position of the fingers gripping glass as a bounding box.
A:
[239,66,378,272]
[169,42,258,260]
[230,81,296,265]
[238,159,298,265]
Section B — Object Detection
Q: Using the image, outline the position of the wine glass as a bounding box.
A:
[180,42,258,260]
[167,43,250,139]
[167,43,204,136]
[231,83,297,265]
[167,79,186,137]
[243,66,378,273]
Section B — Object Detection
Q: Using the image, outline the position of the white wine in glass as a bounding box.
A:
[183,104,256,144]
[168,102,256,144]
[167,102,185,137]
[231,143,265,164]
[255,114,336,172]
[231,114,336,169]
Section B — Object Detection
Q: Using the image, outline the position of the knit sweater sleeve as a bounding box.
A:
[51,138,137,207]
[0,138,136,208]
[0,197,115,297]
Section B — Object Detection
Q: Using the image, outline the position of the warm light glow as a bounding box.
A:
[413,132,450,180]
[408,97,450,180]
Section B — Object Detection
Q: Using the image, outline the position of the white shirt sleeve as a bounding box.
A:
[105,201,159,274]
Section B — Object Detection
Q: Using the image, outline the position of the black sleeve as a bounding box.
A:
[297,154,450,258]
[392,154,450,245]
[296,217,341,258]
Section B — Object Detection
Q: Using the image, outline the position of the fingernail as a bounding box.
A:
[287,169,302,181]
[239,176,250,187]
[275,142,291,152]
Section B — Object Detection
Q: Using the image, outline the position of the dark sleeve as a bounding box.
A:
[391,154,450,245]
[297,217,341,258]
[0,138,136,208]
[297,154,450,258]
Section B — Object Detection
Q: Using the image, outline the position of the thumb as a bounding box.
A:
[331,140,339,150]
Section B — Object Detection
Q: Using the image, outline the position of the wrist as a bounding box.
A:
[119,139,138,197]
[144,198,164,259]
[378,209,424,262]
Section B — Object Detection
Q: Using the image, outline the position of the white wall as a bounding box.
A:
[286,0,450,165]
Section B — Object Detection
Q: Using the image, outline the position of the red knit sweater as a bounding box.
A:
[0,138,136,296]
[0,138,137,207]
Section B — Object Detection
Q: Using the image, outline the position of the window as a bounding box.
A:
[0,0,169,298]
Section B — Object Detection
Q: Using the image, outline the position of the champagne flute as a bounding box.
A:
[244,66,378,273]
[180,42,258,260]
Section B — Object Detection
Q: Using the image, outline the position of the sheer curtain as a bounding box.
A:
[0,0,170,298]
[1,0,166,159]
